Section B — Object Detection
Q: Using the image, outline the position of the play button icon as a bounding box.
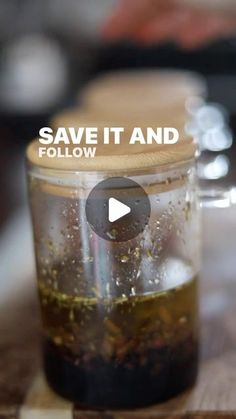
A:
[108,198,131,223]
[85,177,151,242]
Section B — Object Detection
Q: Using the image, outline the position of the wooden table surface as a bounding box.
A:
[0,207,236,419]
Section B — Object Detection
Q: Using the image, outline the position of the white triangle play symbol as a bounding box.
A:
[108,197,131,223]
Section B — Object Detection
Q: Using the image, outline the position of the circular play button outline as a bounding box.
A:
[85,177,151,242]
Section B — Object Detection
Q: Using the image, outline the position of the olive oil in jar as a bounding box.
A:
[39,271,198,408]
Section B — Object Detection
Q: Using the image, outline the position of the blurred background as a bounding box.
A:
[1,0,236,303]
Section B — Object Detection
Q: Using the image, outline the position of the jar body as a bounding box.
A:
[27,161,200,408]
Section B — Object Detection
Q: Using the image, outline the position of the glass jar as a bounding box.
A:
[26,137,200,409]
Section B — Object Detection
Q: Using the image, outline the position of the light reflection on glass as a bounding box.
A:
[198,155,230,180]
[200,189,232,209]
[230,188,236,205]
[201,128,233,152]
[196,104,225,132]
[186,102,233,154]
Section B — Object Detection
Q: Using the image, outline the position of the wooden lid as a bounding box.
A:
[27,131,196,173]
[80,69,206,115]
[51,106,188,132]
